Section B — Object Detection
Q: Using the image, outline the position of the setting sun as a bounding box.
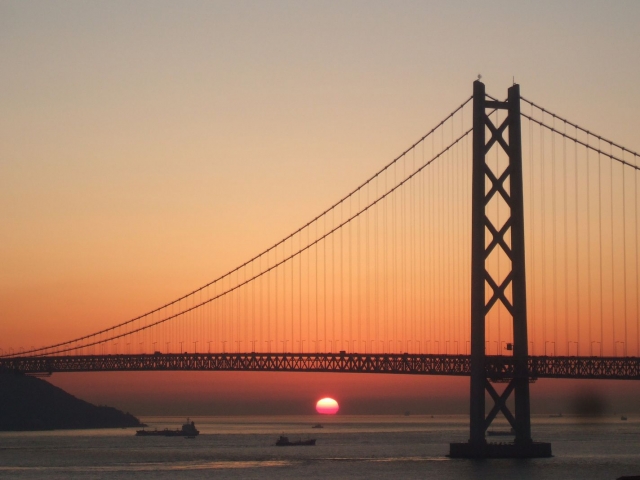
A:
[316,398,339,415]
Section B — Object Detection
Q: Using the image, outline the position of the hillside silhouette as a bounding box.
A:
[0,372,142,431]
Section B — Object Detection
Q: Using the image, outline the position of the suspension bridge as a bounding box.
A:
[2,81,640,457]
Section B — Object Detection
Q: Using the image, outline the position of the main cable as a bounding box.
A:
[10,97,473,358]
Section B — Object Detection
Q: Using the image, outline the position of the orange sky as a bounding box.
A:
[45,372,640,417]
[2,1,640,414]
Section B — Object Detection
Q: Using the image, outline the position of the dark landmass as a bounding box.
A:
[0,372,143,431]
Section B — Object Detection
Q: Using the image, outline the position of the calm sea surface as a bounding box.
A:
[0,415,638,479]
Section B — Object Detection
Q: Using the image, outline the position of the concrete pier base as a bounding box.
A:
[449,441,552,458]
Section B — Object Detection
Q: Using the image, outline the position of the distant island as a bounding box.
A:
[0,372,143,431]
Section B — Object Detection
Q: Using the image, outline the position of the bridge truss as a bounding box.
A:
[2,353,639,380]
[3,80,640,458]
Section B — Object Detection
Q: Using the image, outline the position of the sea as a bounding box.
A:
[0,415,638,479]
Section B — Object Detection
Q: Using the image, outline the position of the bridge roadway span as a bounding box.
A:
[1,353,639,380]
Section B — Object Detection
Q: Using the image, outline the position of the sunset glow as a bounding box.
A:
[1,1,639,419]
[316,398,339,415]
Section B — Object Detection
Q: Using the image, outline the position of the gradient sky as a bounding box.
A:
[2,1,640,415]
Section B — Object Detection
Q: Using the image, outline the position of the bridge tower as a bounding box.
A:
[450,81,551,458]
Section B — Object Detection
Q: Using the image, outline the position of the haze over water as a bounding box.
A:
[1,415,638,479]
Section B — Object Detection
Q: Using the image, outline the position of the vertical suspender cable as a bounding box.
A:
[383,172,387,352]
[622,151,628,356]
[340,203,344,350]
[450,120,455,353]
[267,251,270,352]
[450,125,455,353]
[420,141,424,352]
[332,209,335,352]
[259,257,262,351]
[366,176,370,352]
[372,178,376,352]
[598,138,604,356]
[350,197,353,351]
[528,110,536,354]
[316,221,319,353]
[575,127,580,356]
[609,145,615,355]
[291,235,294,352]
[401,155,405,350]
[299,232,302,352]
[431,133,436,352]
[394,162,398,351]
[541,110,547,353]
[358,187,362,352]
[308,227,311,352]
[252,263,255,351]
[552,115,557,354]
[324,214,327,351]
[587,140,592,355]
[563,121,569,354]
[435,149,440,352]
[412,148,416,351]
[636,156,639,356]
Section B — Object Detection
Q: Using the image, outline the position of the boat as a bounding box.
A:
[275,435,316,446]
[136,419,199,437]
[549,413,563,418]
[312,424,324,429]
[621,415,628,421]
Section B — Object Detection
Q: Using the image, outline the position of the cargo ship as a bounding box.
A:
[275,435,316,446]
[136,419,199,437]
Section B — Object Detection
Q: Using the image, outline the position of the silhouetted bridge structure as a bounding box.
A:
[4,80,640,458]
[4,353,640,380]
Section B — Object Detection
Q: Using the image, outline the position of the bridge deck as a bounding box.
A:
[1,353,639,380]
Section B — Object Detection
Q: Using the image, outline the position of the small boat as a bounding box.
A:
[312,424,324,429]
[275,435,316,446]
[136,419,199,437]
[549,413,563,418]
[621,415,628,421]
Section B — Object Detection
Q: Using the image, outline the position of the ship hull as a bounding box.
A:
[135,430,199,437]
[276,439,316,446]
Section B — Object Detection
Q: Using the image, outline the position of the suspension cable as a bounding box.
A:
[521,113,640,171]
[24,128,474,357]
[521,97,640,159]
[8,97,473,358]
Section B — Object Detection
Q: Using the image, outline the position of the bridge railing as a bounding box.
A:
[2,353,639,380]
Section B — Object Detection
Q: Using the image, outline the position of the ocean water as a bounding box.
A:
[0,415,638,479]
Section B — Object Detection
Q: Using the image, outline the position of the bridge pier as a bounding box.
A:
[449,80,551,459]
[449,441,552,459]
